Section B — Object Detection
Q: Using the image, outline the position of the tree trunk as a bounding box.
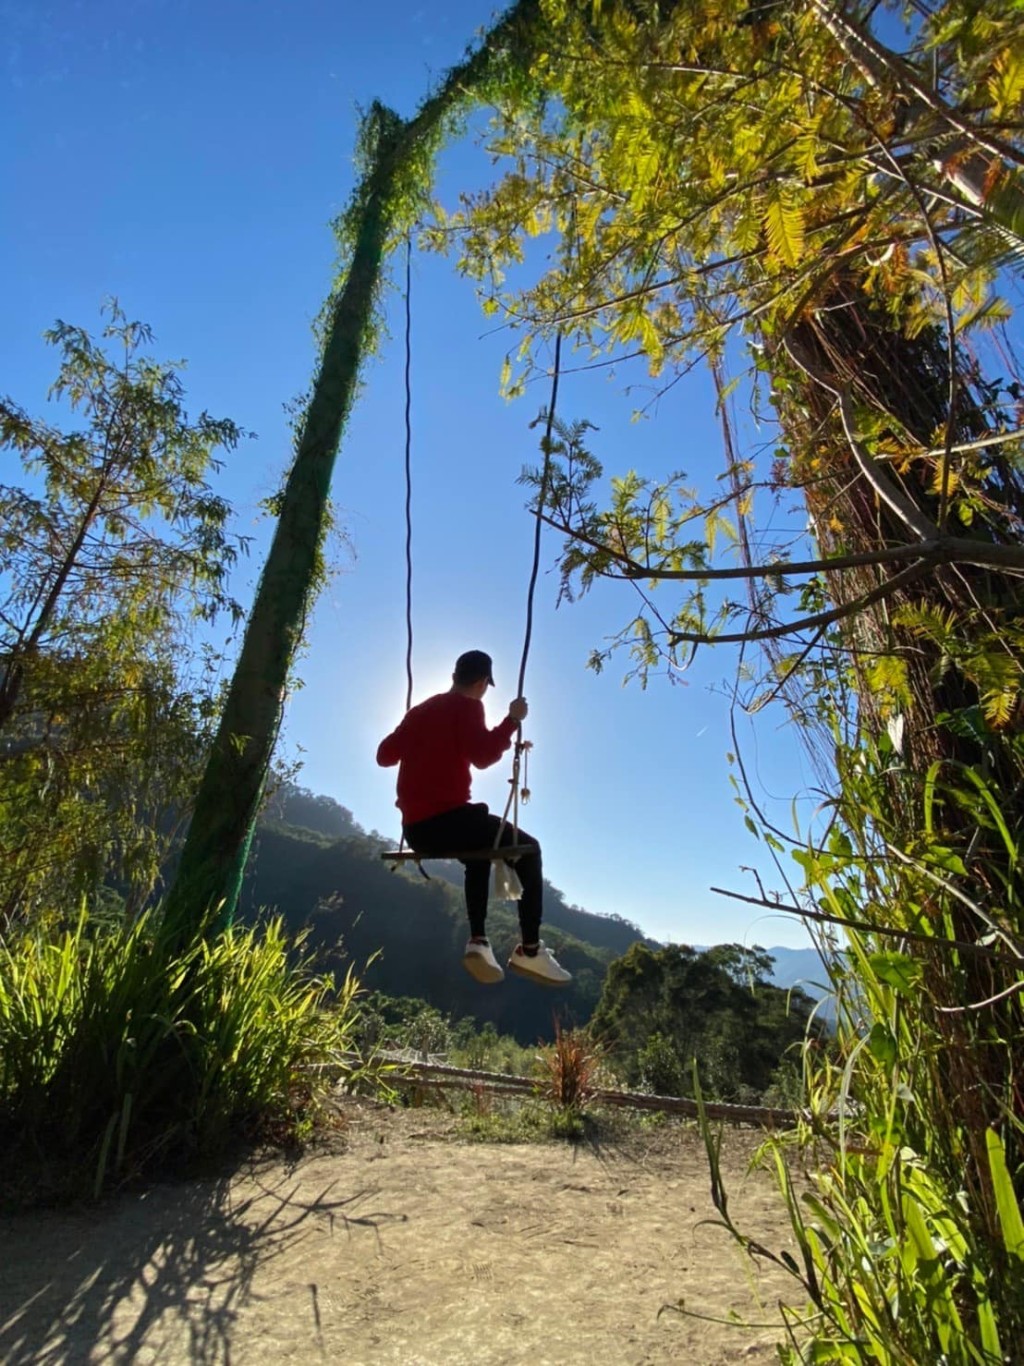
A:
[772,281,1024,1229]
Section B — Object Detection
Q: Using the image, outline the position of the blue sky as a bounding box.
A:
[2,0,821,949]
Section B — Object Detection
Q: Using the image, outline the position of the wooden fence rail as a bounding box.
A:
[329,1052,800,1128]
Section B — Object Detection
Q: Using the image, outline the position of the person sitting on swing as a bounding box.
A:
[376,649,572,987]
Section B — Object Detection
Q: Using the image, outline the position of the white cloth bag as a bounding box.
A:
[491,858,523,901]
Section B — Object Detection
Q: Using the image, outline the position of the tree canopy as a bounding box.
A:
[0,304,246,924]
[590,940,818,1099]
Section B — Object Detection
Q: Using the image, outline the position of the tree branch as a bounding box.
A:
[540,507,1024,585]
[710,885,1018,963]
[666,558,929,646]
[807,0,1024,172]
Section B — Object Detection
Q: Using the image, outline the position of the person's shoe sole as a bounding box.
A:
[462,952,504,984]
[508,957,571,987]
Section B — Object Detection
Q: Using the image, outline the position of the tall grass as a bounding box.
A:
[704,743,1024,1362]
[0,910,361,1206]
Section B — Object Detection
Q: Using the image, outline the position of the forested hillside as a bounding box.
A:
[261,783,649,958]
[243,784,824,1048]
[243,793,642,1042]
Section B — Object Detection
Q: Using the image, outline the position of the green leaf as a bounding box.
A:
[827,828,853,859]
[791,847,816,877]
[986,1128,1024,1259]
[925,845,968,877]
[867,1022,897,1066]
[867,952,922,996]
[763,188,805,268]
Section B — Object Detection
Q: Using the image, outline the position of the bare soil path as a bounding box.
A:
[0,1101,802,1364]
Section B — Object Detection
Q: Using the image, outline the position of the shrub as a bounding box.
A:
[533,1019,603,1112]
[636,1031,688,1097]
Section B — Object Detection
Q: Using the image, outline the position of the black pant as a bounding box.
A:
[403,803,542,943]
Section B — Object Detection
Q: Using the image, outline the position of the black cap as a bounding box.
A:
[453,650,495,686]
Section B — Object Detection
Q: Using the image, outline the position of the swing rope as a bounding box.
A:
[495,330,563,850]
[403,234,415,717]
[384,244,562,869]
[519,331,562,701]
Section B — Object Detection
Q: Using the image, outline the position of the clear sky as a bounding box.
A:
[2,0,821,949]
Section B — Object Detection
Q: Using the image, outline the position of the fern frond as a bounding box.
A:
[763,188,805,269]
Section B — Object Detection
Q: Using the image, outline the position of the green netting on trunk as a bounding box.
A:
[162,133,398,947]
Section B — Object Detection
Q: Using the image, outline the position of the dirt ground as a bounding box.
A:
[0,1099,805,1365]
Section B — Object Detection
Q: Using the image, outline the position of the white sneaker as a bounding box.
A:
[508,941,572,986]
[462,938,504,984]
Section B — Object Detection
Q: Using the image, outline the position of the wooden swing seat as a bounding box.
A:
[381,845,533,864]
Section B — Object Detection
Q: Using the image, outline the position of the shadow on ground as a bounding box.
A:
[0,1167,396,1365]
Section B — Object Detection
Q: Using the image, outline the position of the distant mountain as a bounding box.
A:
[261,781,653,952]
[762,945,831,995]
[763,945,837,1021]
[412,857,654,957]
[262,783,362,840]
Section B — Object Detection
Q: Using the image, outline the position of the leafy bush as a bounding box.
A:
[357,991,453,1055]
[0,910,361,1207]
[637,1031,689,1097]
[448,1018,537,1075]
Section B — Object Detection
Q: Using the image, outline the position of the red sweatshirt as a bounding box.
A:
[376,691,518,825]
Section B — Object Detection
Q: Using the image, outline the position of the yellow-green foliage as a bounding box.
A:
[0,303,245,926]
[441,0,1024,383]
